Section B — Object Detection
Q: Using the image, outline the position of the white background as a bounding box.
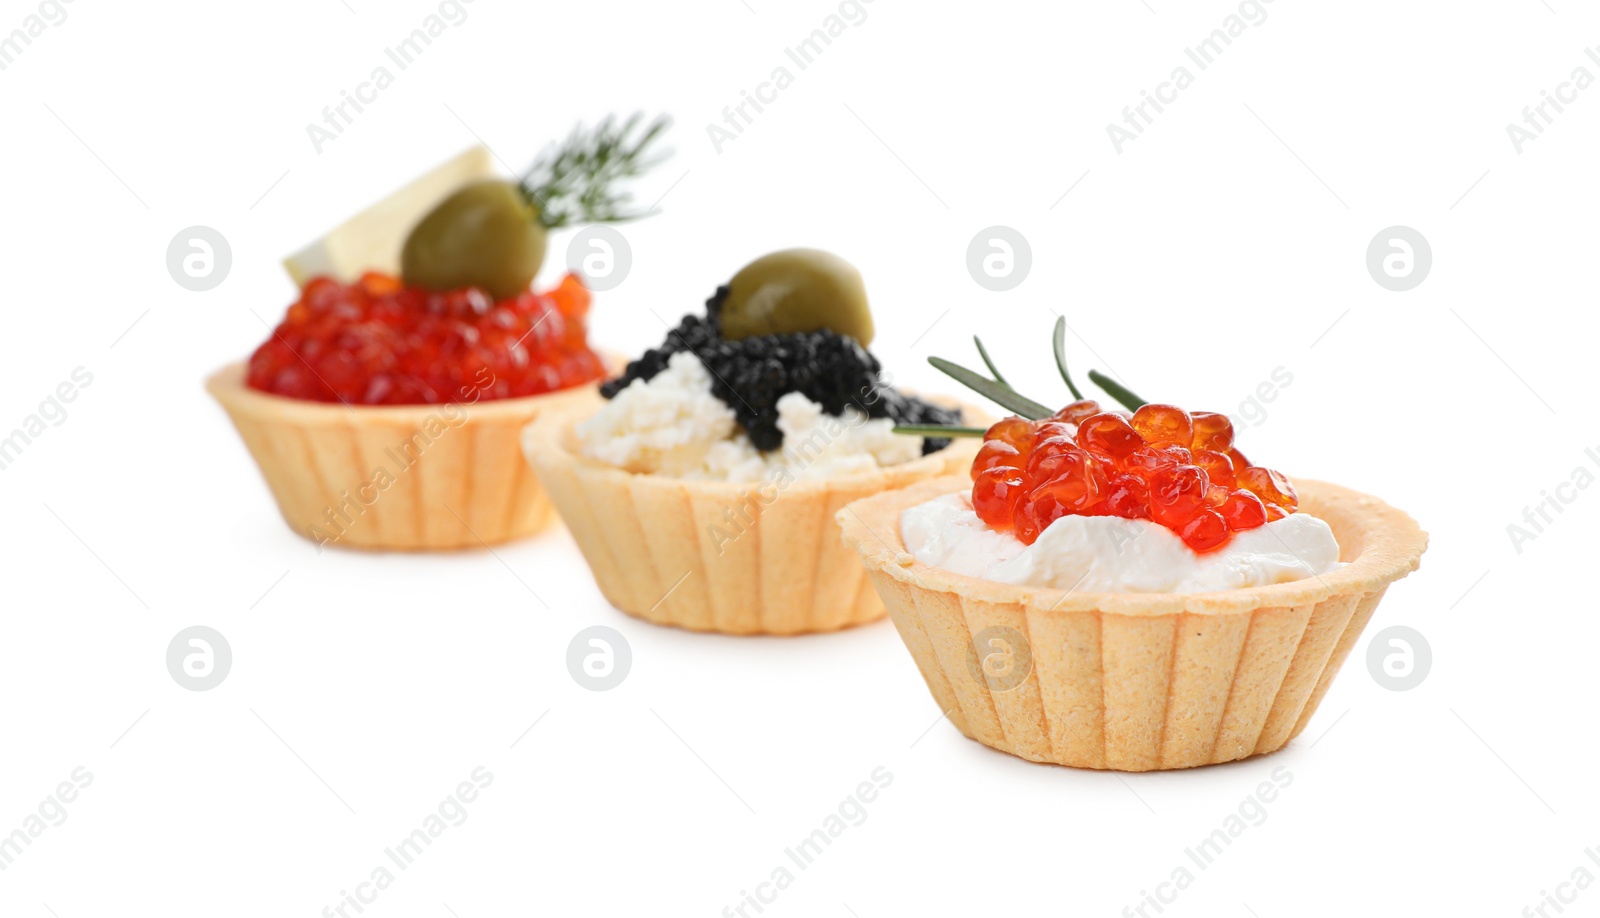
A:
[2,0,1596,915]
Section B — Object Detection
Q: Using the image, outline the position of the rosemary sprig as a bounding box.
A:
[891,321,1152,438]
[973,336,1008,386]
[1088,370,1146,411]
[519,113,672,229]
[893,424,989,437]
[927,356,1054,420]
[892,339,1053,437]
[1050,317,1083,401]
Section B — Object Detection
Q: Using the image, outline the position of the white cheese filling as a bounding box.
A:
[576,351,924,481]
[900,491,1341,594]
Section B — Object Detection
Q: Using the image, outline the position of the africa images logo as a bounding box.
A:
[307,368,497,551]
[1105,0,1280,153]
[1504,47,1600,154]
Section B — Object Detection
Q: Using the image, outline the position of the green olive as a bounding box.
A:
[721,248,874,346]
[401,180,548,300]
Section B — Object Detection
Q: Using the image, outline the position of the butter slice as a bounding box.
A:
[282,146,496,287]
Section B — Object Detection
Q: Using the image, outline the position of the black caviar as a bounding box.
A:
[600,287,959,453]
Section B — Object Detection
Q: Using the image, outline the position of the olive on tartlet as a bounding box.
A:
[522,247,984,635]
[213,115,671,551]
[601,248,958,453]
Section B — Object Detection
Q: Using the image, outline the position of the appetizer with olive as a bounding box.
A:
[208,115,671,550]
[594,247,959,463]
[521,248,984,635]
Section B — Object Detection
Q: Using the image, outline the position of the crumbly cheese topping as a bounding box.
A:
[576,351,923,481]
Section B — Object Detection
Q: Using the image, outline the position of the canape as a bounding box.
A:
[209,117,669,550]
[838,324,1427,769]
[523,249,985,633]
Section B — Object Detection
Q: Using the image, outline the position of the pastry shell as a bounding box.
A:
[522,402,984,634]
[207,362,604,550]
[837,476,1427,770]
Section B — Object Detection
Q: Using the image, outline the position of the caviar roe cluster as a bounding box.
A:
[970,400,1299,552]
[600,287,961,453]
[248,273,606,405]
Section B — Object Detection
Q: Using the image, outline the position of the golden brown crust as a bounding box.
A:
[520,397,989,634]
[207,361,605,550]
[834,475,1427,770]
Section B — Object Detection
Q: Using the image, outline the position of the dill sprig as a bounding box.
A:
[519,113,672,229]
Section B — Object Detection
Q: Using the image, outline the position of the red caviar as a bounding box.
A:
[968,402,1298,552]
[247,273,606,405]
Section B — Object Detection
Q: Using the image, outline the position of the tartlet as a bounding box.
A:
[212,271,614,552]
[209,360,604,551]
[839,475,1426,770]
[524,396,980,634]
[836,326,1428,769]
[524,248,985,634]
[209,118,669,551]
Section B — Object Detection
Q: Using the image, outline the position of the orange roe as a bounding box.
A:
[969,402,1299,552]
[247,272,605,405]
